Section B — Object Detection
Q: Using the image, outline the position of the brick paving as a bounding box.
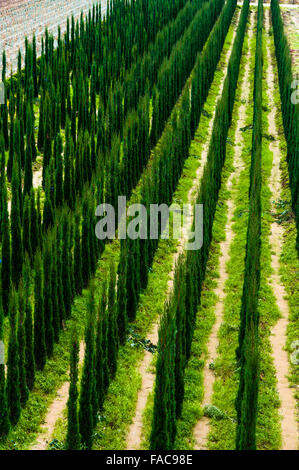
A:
[0,0,107,77]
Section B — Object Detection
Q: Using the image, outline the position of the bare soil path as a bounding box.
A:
[265,8,298,451]
[125,9,241,451]
[193,12,255,450]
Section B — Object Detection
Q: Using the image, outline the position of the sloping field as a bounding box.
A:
[0,0,298,454]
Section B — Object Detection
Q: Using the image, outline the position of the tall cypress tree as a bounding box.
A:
[1,179,10,314]
[11,158,23,288]
[117,241,128,345]
[22,195,32,261]
[30,189,39,259]
[23,256,35,390]
[0,279,10,436]
[62,214,72,318]
[6,289,21,426]
[74,212,83,295]
[66,330,80,450]
[17,282,29,406]
[107,263,118,378]
[51,236,60,343]
[79,292,96,450]
[95,289,105,411]
[56,227,65,328]
[81,198,91,287]
[24,105,33,197]
[34,252,46,371]
[43,238,54,358]
[55,133,63,207]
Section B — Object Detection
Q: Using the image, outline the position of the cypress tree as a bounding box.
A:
[116,242,128,345]
[79,293,96,450]
[107,263,118,378]
[38,91,44,152]
[22,195,32,261]
[125,239,138,322]
[62,214,72,318]
[63,118,72,206]
[32,34,38,97]
[23,105,33,197]
[43,239,54,358]
[42,92,52,187]
[34,252,46,370]
[74,212,83,295]
[55,133,63,207]
[81,198,91,287]
[0,134,5,242]
[51,236,60,343]
[0,279,10,437]
[43,170,54,232]
[23,256,35,390]
[17,282,29,407]
[56,227,65,328]
[1,179,10,314]
[7,86,15,183]
[11,158,23,288]
[30,189,39,258]
[95,287,105,411]
[66,330,80,450]
[6,289,21,426]
[102,296,110,395]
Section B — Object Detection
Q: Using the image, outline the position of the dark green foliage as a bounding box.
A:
[24,105,33,196]
[30,189,39,259]
[150,310,176,450]
[66,331,80,450]
[107,263,118,378]
[117,242,128,345]
[236,0,263,450]
[11,159,23,288]
[43,238,54,358]
[1,178,10,315]
[61,213,72,318]
[55,133,64,207]
[23,256,35,390]
[6,289,21,426]
[0,280,10,437]
[271,0,299,253]
[22,195,32,261]
[33,253,46,371]
[17,283,29,407]
[79,292,96,450]
[95,287,105,411]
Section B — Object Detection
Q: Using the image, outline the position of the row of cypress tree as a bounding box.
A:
[270,0,299,254]
[0,0,202,437]
[0,0,204,318]
[66,274,119,450]
[0,0,224,437]
[63,0,227,449]
[235,0,263,451]
[150,0,251,450]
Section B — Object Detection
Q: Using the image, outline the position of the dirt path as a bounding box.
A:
[31,341,85,450]
[125,9,241,451]
[265,9,298,451]
[193,12,255,450]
